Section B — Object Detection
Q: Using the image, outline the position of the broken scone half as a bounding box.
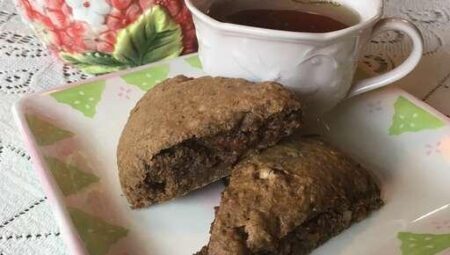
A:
[198,136,383,255]
[117,76,303,208]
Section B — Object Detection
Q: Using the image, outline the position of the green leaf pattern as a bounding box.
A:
[121,65,169,91]
[60,5,182,74]
[113,6,183,66]
[61,52,127,74]
[45,157,99,196]
[68,207,128,255]
[185,55,203,69]
[390,96,445,135]
[51,80,105,118]
[26,115,74,146]
[398,232,450,255]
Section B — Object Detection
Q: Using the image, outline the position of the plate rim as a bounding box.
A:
[11,54,450,255]
[12,101,88,255]
[11,53,200,255]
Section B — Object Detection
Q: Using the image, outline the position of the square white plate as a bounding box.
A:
[13,54,450,255]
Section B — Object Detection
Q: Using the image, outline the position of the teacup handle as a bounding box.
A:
[347,18,424,98]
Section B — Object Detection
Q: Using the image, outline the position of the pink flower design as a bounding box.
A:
[439,136,450,162]
[156,0,197,53]
[425,136,450,161]
[87,190,107,211]
[156,0,182,17]
[139,0,154,10]
[111,0,133,10]
[19,0,90,53]
[426,142,442,156]
[18,0,198,61]
[106,3,143,30]
[94,31,116,53]
[58,141,77,158]
[46,8,71,28]
[432,220,450,230]
[118,86,131,99]
[368,100,383,113]
[175,6,197,53]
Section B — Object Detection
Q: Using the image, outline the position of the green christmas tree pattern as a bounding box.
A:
[68,207,128,255]
[26,115,74,146]
[389,96,445,136]
[51,80,106,118]
[45,157,99,196]
[121,65,169,91]
[185,55,203,69]
[398,232,450,255]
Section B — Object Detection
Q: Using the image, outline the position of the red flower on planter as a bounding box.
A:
[17,0,198,73]
[95,31,116,53]
[19,0,89,53]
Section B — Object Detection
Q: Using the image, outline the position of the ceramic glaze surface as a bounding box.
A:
[12,54,450,255]
[186,0,423,114]
[14,0,198,74]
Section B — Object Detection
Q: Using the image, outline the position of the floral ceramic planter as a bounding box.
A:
[16,0,197,74]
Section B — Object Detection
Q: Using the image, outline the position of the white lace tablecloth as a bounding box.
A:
[0,0,449,254]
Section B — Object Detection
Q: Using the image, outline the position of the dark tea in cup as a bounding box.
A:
[207,2,360,33]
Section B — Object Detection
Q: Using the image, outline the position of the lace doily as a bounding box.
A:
[0,0,449,254]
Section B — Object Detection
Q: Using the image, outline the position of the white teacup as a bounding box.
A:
[186,0,423,114]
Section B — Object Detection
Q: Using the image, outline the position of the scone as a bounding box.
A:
[198,136,383,255]
[117,76,303,208]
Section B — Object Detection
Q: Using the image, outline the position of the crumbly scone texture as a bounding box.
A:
[198,137,383,255]
[117,76,303,208]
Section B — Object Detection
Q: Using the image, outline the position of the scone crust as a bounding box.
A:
[205,137,383,255]
[117,76,302,207]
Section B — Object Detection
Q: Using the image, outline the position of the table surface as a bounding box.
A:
[1,0,450,254]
